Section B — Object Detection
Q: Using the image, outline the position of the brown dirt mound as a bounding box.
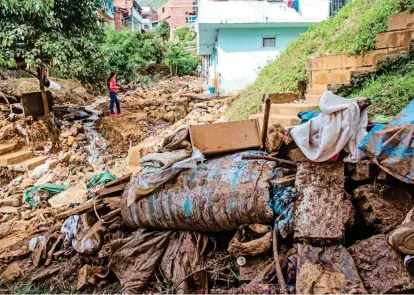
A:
[0,78,94,106]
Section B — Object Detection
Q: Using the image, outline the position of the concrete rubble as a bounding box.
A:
[0,76,413,295]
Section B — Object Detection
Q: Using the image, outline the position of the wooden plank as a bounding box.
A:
[103,174,131,188]
[189,119,261,156]
[96,183,127,197]
[54,200,104,220]
[294,162,354,242]
[269,175,296,187]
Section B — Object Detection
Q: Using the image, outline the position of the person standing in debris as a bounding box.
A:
[107,72,122,117]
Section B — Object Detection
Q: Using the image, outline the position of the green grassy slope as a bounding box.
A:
[226,0,402,120]
[340,55,414,116]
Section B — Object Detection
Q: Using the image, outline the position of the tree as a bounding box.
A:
[0,0,105,114]
[163,42,198,77]
[157,21,170,41]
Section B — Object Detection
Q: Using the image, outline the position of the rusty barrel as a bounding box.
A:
[121,152,276,231]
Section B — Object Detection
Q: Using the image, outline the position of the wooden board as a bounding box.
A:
[189,119,261,156]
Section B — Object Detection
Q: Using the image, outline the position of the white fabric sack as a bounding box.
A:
[291,91,368,163]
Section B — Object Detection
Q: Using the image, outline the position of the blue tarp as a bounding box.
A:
[359,100,414,184]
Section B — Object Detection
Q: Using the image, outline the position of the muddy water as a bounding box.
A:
[74,105,109,169]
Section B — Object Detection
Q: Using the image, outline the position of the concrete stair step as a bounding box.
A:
[307,84,328,95]
[8,156,48,172]
[249,113,301,128]
[305,95,321,104]
[0,143,17,156]
[0,150,33,166]
[267,102,319,116]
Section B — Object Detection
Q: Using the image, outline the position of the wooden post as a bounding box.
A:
[261,94,271,150]
[37,67,50,115]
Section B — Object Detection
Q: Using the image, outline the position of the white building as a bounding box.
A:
[196,0,333,94]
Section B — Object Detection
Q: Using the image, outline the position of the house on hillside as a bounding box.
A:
[113,0,144,31]
[196,0,335,94]
[98,0,115,26]
[157,0,198,37]
[141,6,159,30]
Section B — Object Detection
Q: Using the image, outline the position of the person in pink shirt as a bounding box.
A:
[107,72,121,116]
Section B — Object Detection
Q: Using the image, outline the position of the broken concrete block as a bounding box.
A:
[3,262,22,282]
[266,123,284,153]
[346,160,375,181]
[77,264,92,291]
[294,162,354,242]
[48,183,87,208]
[353,184,414,233]
[349,234,414,294]
[20,178,36,190]
[296,244,366,294]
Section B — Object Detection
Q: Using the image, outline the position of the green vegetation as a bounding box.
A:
[339,54,414,116]
[174,27,197,42]
[0,0,197,92]
[227,0,402,120]
[164,42,198,76]
[157,21,171,41]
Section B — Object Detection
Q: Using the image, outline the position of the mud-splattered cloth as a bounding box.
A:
[109,229,208,294]
[359,100,414,184]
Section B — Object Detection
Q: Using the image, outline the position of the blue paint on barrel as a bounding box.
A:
[227,200,237,215]
[183,197,193,217]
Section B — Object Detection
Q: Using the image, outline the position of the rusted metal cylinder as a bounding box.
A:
[121,152,276,232]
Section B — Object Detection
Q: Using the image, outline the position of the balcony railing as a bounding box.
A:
[330,0,349,16]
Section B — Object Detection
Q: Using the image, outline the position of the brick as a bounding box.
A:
[387,45,410,55]
[377,30,414,49]
[322,55,344,70]
[388,12,414,31]
[363,49,388,66]
[310,57,324,71]
[329,69,351,84]
[341,55,364,68]
[388,12,409,31]
[312,70,329,84]
[307,83,328,95]
[376,32,390,49]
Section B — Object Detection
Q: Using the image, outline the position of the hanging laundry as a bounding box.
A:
[293,0,300,12]
[287,0,293,8]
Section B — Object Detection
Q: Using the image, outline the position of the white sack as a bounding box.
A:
[291,91,368,163]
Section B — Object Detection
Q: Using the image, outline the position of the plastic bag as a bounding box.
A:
[125,147,204,207]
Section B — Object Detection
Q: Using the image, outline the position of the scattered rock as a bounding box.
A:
[163,111,175,123]
[20,178,35,189]
[3,262,22,282]
[348,234,414,294]
[347,160,376,181]
[194,102,208,109]
[48,183,87,208]
[207,101,216,107]
[266,124,284,153]
[353,184,414,233]
[77,264,92,291]
[67,136,76,147]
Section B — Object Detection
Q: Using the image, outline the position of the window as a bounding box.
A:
[162,7,165,13]
[262,37,276,47]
